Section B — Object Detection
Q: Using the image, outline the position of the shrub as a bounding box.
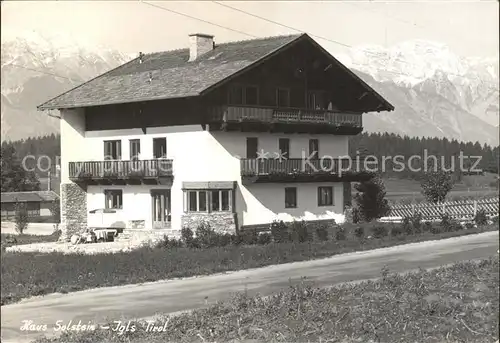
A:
[411,213,423,233]
[290,221,311,243]
[353,176,391,222]
[181,227,196,247]
[334,226,346,241]
[371,225,388,239]
[257,232,272,245]
[270,220,289,243]
[155,235,183,249]
[474,209,488,226]
[315,225,329,241]
[422,221,433,233]
[430,223,442,234]
[390,225,403,236]
[464,222,475,230]
[440,214,462,232]
[14,202,28,234]
[216,233,233,247]
[352,207,361,224]
[49,200,60,222]
[402,216,413,235]
[492,215,499,225]
[237,229,259,245]
[354,226,365,239]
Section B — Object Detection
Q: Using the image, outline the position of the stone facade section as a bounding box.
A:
[60,183,88,242]
[181,212,237,234]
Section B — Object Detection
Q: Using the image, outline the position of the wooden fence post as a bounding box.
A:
[473,200,478,218]
[442,202,446,215]
[411,203,415,216]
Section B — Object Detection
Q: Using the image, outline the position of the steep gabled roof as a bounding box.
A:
[38,33,394,112]
[38,34,302,110]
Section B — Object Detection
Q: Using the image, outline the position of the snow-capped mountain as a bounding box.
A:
[1,32,134,141]
[1,34,499,145]
[337,40,499,129]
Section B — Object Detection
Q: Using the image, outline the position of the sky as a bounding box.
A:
[1,0,499,58]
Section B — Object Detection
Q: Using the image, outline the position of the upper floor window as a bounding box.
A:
[104,140,121,160]
[276,88,290,107]
[246,137,258,158]
[105,189,123,209]
[278,138,290,159]
[308,91,328,110]
[228,85,259,106]
[309,139,319,159]
[153,138,167,158]
[129,139,141,160]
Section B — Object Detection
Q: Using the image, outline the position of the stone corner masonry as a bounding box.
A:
[59,183,88,242]
[181,212,238,234]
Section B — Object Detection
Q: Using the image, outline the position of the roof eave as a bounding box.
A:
[38,93,202,111]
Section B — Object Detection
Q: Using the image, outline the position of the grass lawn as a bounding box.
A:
[1,223,497,306]
[35,255,499,343]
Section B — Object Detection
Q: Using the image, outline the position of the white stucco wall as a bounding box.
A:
[60,108,87,183]
[61,121,350,230]
[237,182,345,226]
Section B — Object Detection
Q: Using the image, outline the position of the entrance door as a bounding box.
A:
[151,190,171,229]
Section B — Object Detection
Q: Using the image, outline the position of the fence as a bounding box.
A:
[389,197,499,220]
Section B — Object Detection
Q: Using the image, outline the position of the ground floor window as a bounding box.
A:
[285,187,297,208]
[104,190,123,209]
[184,189,232,212]
[318,186,333,206]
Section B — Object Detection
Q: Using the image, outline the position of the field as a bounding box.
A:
[2,221,497,306]
[35,255,499,343]
[377,173,498,204]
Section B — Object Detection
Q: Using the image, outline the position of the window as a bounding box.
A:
[309,139,319,159]
[245,86,259,105]
[308,91,327,110]
[228,85,259,105]
[104,140,121,160]
[130,139,141,160]
[211,190,230,212]
[153,138,167,158]
[285,187,297,208]
[318,186,333,206]
[228,86,244,105]
[105,190,123,209]
[276,88,290,107]
[246,137,258,158]
[278,138,290,159]
[186,189,232,212]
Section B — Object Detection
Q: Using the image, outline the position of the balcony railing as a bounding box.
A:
[69,159,173,180]
[240,158,376,183]
[241,158,354,176]
[208,105,362,127]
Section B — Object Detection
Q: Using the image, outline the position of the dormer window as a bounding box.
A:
[228,85,259,105]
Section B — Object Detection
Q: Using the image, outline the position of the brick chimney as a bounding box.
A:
[188,33,214,62]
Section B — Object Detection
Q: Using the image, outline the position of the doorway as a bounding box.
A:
[151,189,171,229]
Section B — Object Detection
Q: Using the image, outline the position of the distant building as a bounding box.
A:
[0,191,59,220]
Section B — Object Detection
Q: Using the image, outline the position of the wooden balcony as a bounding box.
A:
[240,158,375,184]
[69,159,174,185]
[207,105,363,135]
